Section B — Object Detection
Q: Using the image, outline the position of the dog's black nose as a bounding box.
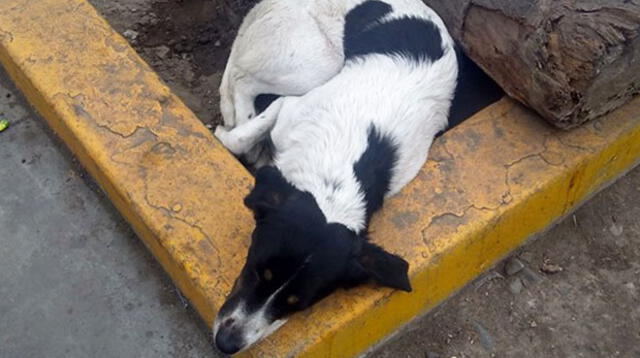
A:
[215,327,244,355]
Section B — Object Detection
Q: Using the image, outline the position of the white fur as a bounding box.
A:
[214,97,283,155]
[213,255,312,351]
[217,0,457,232]
[219,0,347,128]
[214,0,458,349]
[273,55,457,232]
[212,298,287,352]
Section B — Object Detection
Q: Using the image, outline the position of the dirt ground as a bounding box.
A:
[373,166,640,358]
[86,1,640,357]
[89,0,258,128]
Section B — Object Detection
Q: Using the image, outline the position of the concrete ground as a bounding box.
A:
[372,169,640,357]
[1,63,639,358]
[0,69,215,357]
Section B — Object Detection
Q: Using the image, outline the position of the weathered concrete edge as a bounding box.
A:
[0,0,253,327]
[362,154,640,358]
[299,105,640,358]
[0,30,220,323]
[2,1,640,357]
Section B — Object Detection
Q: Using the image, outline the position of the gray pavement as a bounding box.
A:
[0,69,215,357]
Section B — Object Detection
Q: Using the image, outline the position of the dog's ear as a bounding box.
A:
[244,166,295,218]
[349,241,412,292]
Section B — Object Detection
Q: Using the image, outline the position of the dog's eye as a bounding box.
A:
[263,269,273,281]
[286,295,299,305]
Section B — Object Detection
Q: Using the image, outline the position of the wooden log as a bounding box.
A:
[424,0,640,129]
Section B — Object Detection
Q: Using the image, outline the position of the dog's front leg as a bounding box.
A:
[214,98,284,155]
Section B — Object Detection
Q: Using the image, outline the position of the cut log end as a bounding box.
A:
[426,0,640,129]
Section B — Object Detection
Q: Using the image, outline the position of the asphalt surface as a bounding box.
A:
[0,67,217,358]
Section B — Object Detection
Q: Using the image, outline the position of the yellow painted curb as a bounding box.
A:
[0,0,255,327]
[1,1,639,357]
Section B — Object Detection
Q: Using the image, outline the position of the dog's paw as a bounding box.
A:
[214,126,234,150]
[214,126,245,155]
[214,125,229,140]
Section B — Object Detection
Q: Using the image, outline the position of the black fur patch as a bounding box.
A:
[216,166,411,353]
[344,0,444,62]
[254,93,281,115]
[344,0,393,41]
[228,166,363,317]
[446,47,504,131]
[237,94,281,168]
[437,47,504,137]
[353,126,398,224]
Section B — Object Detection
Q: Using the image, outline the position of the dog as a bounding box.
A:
[213,0,458,354]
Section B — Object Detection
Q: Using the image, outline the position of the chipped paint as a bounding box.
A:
[1,1,640,357]
[0,0,254,327]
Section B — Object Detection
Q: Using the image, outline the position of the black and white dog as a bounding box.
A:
[213,0,457,354]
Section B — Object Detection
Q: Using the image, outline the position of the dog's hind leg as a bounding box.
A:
[219,0,345,129]
[214,97,284,156]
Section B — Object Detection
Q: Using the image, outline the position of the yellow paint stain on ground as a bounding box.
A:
[1,1,639,357]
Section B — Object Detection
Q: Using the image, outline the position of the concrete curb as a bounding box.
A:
[2,1,639,357]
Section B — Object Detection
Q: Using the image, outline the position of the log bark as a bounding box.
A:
[424,0,640,129]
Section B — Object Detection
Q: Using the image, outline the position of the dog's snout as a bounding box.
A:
[215,320,244,355]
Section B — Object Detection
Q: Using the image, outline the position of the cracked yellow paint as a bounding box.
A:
[0,0,254,326]
[1,1,640,357]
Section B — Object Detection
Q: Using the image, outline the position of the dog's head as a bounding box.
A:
[213,166,411,354]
